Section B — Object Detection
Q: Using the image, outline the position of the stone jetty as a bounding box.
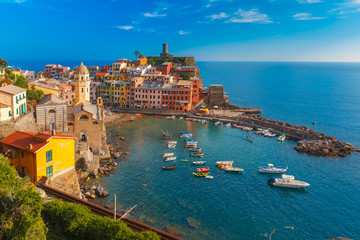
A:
[295,138,357,157]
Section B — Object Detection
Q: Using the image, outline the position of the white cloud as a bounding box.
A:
[293,13,326,20]
[297,0,322,3]
[227,9,273,23]
[179,30,189,35]
[116,26,134,30]
[329,0,360,15]
[0,0,26,2]
[144,11,166,18]
[209,12,229,20]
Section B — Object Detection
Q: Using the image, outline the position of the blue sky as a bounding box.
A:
[0,0,360,61]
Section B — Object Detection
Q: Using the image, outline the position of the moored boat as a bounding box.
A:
[268,175,310,189]
[180,131,192,138]
[190,152,204,157]
[180,159,189,162]
[225,167,243,173]
[246,137,253,143]
[196,167,209,173]
[259,164,288,173]
[161,165,176,170]
[192,161,206,165]
[189,147,202,152]
[193,172,210,177]
[166,116,175,119]
[216,161,234,166]
[164,156,177,162]
[162,153,174,158]
[277,134,286,142]
[184,143,197,148]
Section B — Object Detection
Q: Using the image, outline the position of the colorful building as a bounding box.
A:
[162,80,193,112]
[94,72,108,83]
[127,77,144,108]
[0,131,76,182]
[158,62,173,75]
[28,81,60,96]
[74,62,90,104]
[134,82,163,109]
[135,57,147,67]
[97,80,127,106]
[0,84,27,119]
[58,84,75,106]
[189,77,200,106]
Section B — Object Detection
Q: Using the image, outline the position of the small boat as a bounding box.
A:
[313,120,317,125]
[184,139,197,143]
[216,161,233,166]
[225,167,243,173]
[192,161,206,165]
[259,164,288,173]
[277,134,286,142]
[166,116,175,119]
[180,131,192,138]
[196,167,209,173]
[155,115,162,119]
[193,172,210,177]
[162,135,172,140]
[161,165,176,170]
[168,141,177,145]
[201,120,209,124]
[189,147,202,152]
[268,175,310,189]
[205,175,214,179]
[180,159,189,162]
[184,143,197,148]
[179,117,184,119]
[163,153,174,158]
[219,164,232,170]
[168,141,177,148]
[190,152,204,157]
[164,156,177,162]
[215,121,223,126]
[120,137,126,140]
[225,123,231,127]
[246,137,253,143]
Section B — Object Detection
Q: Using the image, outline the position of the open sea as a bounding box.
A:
[10,60,360,239]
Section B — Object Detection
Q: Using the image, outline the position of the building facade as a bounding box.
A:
[0,85,27,119]
[134,82,163,109]
[74,62,90,104]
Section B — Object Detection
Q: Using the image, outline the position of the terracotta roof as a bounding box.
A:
[0,131,75,153]
[95,72,107,76]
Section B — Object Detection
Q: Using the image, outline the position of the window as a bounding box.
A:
[46,150,52,162]
[70,101,72,104]
[79,115,89,120]
[46,165,53,178]
[16,109,18,115]
[21,151,24,158]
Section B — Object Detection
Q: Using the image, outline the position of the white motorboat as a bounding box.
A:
[205,175,214,179]
[167,141,177,148]
[225,167,243,173]
[225,123,231,127]
[163,153,174,158]
[164,156,177,162]
[259,164,287,173]
[216,161,234,166]
[268,175,310,189]
[215,121,223,126]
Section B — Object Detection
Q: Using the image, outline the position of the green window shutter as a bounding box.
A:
[46,165,53,177]
[46,150,52,162]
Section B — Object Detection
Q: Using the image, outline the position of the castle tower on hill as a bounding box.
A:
[74,62,90,104]
[160,43,173,58]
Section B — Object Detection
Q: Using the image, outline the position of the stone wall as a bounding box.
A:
[208,85,227,107]
[0,111,39,137]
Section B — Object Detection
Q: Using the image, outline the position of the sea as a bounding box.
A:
[10,60,360,239]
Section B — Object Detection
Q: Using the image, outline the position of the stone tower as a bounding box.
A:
[74,62,90,104]
[160,43,172,57]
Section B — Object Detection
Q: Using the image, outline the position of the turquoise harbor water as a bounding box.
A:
[94,62,360,240]
[11,60,360,239]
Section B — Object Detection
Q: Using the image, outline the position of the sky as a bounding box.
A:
[0,0,360,62]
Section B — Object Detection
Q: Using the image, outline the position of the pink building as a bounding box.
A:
[90,81,101,104]
[58,84,75,105]
[127,77,144,108]
[134,82,163,109]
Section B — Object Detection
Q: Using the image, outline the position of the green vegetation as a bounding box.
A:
[0,154,161,240]
[179,73,191,80]
[134,50,140,59]
[0,58,9,68]
[1,59,44,101]
[138,53,145,58]
[42,199,160,240]
[147,56,187,67]
[0,154,47,240]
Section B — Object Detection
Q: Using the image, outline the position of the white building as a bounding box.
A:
[0,84,27,120]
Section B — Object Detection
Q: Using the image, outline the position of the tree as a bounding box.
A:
[138,53,145,58]
[0,58,8,68]
[0,154,47,239]
[14,75,27,88]
[134,50,140,59]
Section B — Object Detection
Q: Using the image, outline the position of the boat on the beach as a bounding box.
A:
[190,152,204,157]
[225,167,243,173]
[163,153,174,158]
[192,161,206,165]
[196,167,209,172]
[164,156,177,162]
[277,134,286,142]
[161,165,176,170]
[268,175,310,189]
[189,147,202,152]
[259,164,288,173]
[241,126,253,131]
[193,172,210,177]
[246,137,253,143]
[180,131,192,138]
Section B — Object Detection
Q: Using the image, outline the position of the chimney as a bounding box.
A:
[52,129,56,136]
[29,144,33,150]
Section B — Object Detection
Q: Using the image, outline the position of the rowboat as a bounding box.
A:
[225,167,243,173]
[184,143,197,148]
[184,139,197,144]
[180,159,189,162]
[192,161,206,165]
[219,164,232,170]
[196,167,209,173]
[268,175,310,189]
[164,156,177,162]
[193,172,210,177]
[162,135,172,140]
[189,147,202,152]
[246,137,253,143]
[180,131,192,138]
[162,153,174,158]
[216,161,233,166]
[161,165,176,170]
[259,164,288,173]
[205,175,214,179]
[166,116,175,119]
[215,121,223,126]
[167,141,177,149]
[120,137,125,140]
[190,152,204,157]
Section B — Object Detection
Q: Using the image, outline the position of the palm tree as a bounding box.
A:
[134,50,140,59]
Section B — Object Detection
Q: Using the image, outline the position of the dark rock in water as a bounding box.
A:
[95,187,109,197]
[187,217,201,228]
[98,168,104,175]
[295,139,355,158]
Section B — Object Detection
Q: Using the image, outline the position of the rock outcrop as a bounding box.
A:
[295,138,357,157]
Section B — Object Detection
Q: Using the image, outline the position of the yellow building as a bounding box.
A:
[97,80,128,107]
[0,131,75,182]
[28,82,60,96]
[135,57,147,67]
